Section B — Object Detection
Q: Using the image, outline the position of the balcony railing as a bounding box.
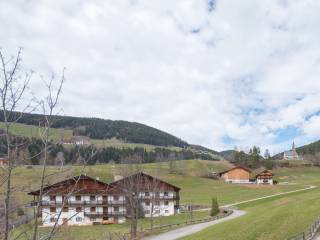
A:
[35,200,125,206]
[84,211,126,217]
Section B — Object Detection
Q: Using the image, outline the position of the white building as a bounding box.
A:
[283,141,300,160]
[29,173,180,226]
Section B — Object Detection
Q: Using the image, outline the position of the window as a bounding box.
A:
[164,201,169,206]
[75,195,81,201]
[76,207,82,213]
[164,192,168,196]
[90,217,96,222]
[113,195,119,201]
[113,206,119,212]
[50,207,56,213]
[63,207,68,212]
[50,218,56,223]
[103,195,108,202]
[165,210,169,213]
[62,195,66,202]
[155,192,160,198]
[90,195,96,201]
[145,192,150,197]
[155,201,160,206]
[50,196,56,202]
[155,210,160,214]
[144,210,150,214]
[90,207,96,213]
[145,200,150,206]
[76,217,83,222]
[103,217,109,220]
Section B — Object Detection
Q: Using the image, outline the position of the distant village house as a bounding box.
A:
[62,136,91,146]
[256,170,274,185]
[0,157,8,167]
[219,166,251,184]
[219,167,274,185]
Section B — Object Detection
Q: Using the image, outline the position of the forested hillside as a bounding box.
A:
[0,111,188,147]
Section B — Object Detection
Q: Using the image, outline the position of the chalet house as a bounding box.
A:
[219,166,251,184]
[63,136,91,146]
[28,173,180,226]
[256,170,274,185]
[0,158,8,167]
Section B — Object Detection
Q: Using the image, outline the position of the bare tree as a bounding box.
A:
[32,70,65,240]
[115,163,145,239]
[0,48,32,240]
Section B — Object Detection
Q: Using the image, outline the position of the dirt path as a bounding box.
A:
[143,185,317,240]
[142,210,246,240]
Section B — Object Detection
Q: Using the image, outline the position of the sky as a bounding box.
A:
[1,0,320,154]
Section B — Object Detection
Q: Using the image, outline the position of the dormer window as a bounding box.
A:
[75,195,81,201]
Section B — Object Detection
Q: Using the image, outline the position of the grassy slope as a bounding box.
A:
[180,167,320,240]
[6,160,315,240]
[0,122,215,154]
[0,122,73,141]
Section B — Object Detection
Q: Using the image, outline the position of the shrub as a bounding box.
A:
[273,180,278,185]
[210,197,219,216]
[17,207,24,216]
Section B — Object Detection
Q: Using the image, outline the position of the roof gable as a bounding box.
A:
[28,174,110,196]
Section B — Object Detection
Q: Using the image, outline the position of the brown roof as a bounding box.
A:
[28,172,180,196]
[255,170,274,178]
[219,166,252,176]
[110,172,181,192]
[28,174,113,196]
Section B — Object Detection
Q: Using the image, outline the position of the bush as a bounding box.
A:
[273,180,278,185]
[210,197,219,216]
[17,207,24,216]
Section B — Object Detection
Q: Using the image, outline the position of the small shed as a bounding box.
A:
[256,170,274,185]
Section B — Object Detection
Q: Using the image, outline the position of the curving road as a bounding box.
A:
[142,210,246,240]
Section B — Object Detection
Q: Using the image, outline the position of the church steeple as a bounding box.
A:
[292,141,295,151]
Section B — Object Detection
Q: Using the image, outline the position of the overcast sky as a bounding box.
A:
[1,0,320,153]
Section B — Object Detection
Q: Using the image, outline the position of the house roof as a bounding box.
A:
[28,172,180,196]
[109,172,181,192]
[219,166,252,175]
[28,174,113,196]
[255,170,274,178]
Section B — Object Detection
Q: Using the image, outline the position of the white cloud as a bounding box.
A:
[1,0,320,152]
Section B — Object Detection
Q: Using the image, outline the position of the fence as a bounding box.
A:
[288,217,320,240]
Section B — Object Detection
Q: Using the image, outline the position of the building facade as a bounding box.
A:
[28,173,180,226]
[219,166,251,184]
[256,170,274,185]
[283,141,299,160]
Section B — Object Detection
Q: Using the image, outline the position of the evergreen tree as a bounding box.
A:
[210,197,219,216]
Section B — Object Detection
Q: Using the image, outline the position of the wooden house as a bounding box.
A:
[28,172,180,226]
[219,166,251,184]
[256,170,274,185]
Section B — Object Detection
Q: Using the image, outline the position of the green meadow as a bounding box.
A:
[5,160,320,239]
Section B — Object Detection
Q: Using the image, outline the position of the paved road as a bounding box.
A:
[143,185,317,240]
[142,210,246,240]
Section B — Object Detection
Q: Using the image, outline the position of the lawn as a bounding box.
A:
[180,167,320,240]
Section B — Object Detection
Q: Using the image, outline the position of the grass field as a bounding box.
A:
[4,160,320,240]
[0,122,73,141]
[0,122,216,155]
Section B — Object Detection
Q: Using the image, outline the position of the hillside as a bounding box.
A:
[0,111,188,148]
[272,139,320,160]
